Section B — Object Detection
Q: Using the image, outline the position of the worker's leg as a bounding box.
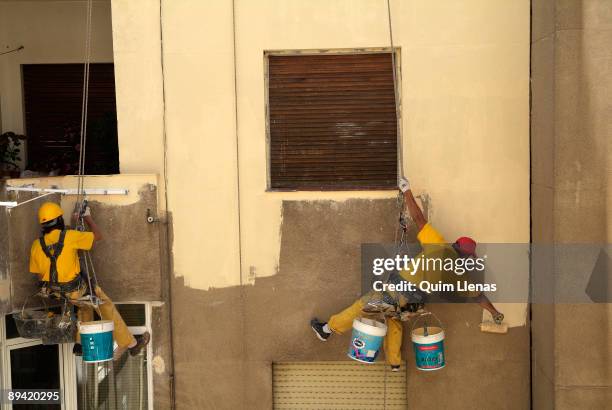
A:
[383,318,403,366]
[328,298,366,334]
[64,286,92,344]
[93,286,136,348]
[74,304,94,344]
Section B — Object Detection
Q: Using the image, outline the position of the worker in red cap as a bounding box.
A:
[312,176,503,371]
[396,177,502,315]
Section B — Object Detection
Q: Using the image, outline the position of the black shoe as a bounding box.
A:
[310,318,331,342]
[129,331,151,356]
[404,303,425,313]
[73,344,83,356]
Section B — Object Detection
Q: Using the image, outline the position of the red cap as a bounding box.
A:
[455,236,477,257]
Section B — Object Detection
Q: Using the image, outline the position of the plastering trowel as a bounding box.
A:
[480,312,508,334]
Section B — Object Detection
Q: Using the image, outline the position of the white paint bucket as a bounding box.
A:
[411,313,445,371]
[79,320,114,363]
[347,317,387,363]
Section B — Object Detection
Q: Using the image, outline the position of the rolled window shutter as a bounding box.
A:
[273,361,407,409]
[22,63,118,173]
[267,53,398,190]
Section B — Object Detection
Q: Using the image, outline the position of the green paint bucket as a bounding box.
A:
[80,320,114,363]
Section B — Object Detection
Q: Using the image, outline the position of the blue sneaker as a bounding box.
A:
[310,318,331,341]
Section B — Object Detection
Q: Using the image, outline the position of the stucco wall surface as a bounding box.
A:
[108,1,531,409]
[4,175,163,303]
[169,199,529,409]
[553,0,611,407]
[111,0,530,314]
[0,192,11,312]
[531,0,612,408]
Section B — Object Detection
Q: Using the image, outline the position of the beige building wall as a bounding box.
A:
[531,0,611,408]
[0,0,114,168]
[110,0,166,185]
[531,1,557,407]
[109,1,531,408]
[111,0,241,288]
[234,0,530,328]
[155,1,242,289]
[112,0,530,295]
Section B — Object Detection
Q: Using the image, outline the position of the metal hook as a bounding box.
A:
[146,208,160,224]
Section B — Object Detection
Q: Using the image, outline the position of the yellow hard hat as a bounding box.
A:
[38,202,63,224]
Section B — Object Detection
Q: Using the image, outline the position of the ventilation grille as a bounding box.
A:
[273,361,407,410]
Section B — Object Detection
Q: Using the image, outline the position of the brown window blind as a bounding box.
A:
[267,52,398,190]
[22,63,119,174]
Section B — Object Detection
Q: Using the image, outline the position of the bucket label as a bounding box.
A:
[413,340,445,370]
[81,331,114,363]
[348,330,384,363]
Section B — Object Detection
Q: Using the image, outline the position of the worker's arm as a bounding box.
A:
[72,205,103,242]
[398,177,427,231]
[474,293,504,324]
[83,215,103,242]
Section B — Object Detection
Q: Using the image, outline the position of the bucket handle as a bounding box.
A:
[410,311,444,335]
[19,289,71,319]
[20,290,49,317]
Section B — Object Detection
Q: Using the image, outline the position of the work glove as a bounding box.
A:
[398,176,410,193]
[37,286,51,298]
[72,203,91,223]
[75,202,90,217]
[493,312,504,325]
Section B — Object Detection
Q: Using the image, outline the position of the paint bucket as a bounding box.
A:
[79,320,114,363]
[347,317,387,363]
[411,313,445,371]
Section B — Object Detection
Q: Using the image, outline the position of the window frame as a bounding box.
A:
[0,302,153,410]
[0,317,69,410]
[264,48,402,192]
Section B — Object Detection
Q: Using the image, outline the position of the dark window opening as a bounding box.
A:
[10,344,61,410]
[22,63,119,176]
[89,304,145,327]
[267,52,398,191]
[5,313,19,339]
[115,304,146,327]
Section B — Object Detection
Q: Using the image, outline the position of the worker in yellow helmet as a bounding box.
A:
[30,201,150,360]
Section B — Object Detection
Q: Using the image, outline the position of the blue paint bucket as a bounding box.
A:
[347,318,387,363]
[79,320,114,363]
[411,313,445,371]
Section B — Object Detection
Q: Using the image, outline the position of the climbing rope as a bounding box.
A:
[74,0,103,313]
[76,0,93,202]
[386,0,403,185]
[76,0,93,209]
[363,0,407,324]
[395,191,408,251]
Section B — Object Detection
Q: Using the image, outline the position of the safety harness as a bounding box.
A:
[38,230,82,293]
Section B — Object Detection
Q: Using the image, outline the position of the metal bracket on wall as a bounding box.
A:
[5,186,129,195]
[146,208,160,224]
